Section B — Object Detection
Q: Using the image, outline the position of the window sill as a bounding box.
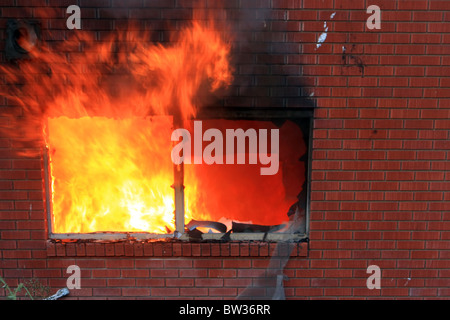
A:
[46,239,308,258]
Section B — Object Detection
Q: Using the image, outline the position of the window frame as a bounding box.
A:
[44,107,314,242]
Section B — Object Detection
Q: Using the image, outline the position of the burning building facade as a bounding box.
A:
[0,0,449,300]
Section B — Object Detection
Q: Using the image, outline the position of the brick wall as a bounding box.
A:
[0,0,449,300]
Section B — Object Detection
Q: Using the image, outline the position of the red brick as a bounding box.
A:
[424,88,450,98]
[75,259,105,269]
[142,243,153,256]
[3,250,31,259]
[92,269,121,278]
[428,222,450,231]
[17,240,46,250]
[326,171,355,181]
[107,278,135,287]
[209,287,238,296]
[195,278,223,287]
[2,230,30,240]
[209,269,237,278]
[113,243,124,256]
[355,172,384,181]
[92,288,122,297]
[359,109,390,119]
[324,288,353,296]
[94,243,105,257]
[397,0,427,10]
[365,43,395,54]
[169,268,199,281]
[121,288,150,297]
[150,287,180,297]
[131,259,162,269]
[0,240,17,250]
[216,243,228,257]
[372,161,401,171]
[409,288,438,297]
[150,269,176,278]
[165,278,194,287]
[327,150,357,160]
[105,259,134,269]
[163,259,192,268]
[293,287,323,297]
[179,287,207,296]
[0,191,28,200]
[355,192,383,201]
[321,230,353,240]
[342,161,371,171]
[340,202,369,211]
[181,243,191,256]
[152,243,163,256]
[314,119,343,129]
[193,259,222,269]
[310,278,340,287]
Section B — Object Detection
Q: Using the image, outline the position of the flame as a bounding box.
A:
[1,20,232,128]
[46,116,177,233]
[1,20,233,234]
[1,16,306,235]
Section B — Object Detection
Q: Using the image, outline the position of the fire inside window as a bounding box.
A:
[43,108,312,242]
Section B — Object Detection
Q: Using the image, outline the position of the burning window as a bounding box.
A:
[43,108,311,241]
[45,116,176,235]
[0,18,311,241]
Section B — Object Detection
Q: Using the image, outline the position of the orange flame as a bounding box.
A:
[1,16,306,235]
[1,20,233,234]
[46,116,177,233]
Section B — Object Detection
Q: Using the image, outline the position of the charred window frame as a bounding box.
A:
[43,107,313,242]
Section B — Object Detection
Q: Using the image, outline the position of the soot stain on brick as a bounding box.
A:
[341,44,366,76]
